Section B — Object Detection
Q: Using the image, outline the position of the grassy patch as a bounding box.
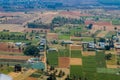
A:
[106,54,116,65]
[58,49,70,57]
[82,56,97,72]
[70,65,83,77]
[0,66,14,74]
[81,37,94,42]
[58,35,70,40]
[71,50,82,58]
[96,51,106,68]
[105,31,116,38]
[47,51,58,67]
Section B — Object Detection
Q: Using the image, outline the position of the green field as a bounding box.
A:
[0,66,14,74]
[96,51,106,68]
[71,50,82,58]
[70,51,120,80]
[47,51,58,67]
[81,37,94,42]
[70,65,83,77]
[58,49,70,57]
[58,35,70,40]
[105,31,116,38]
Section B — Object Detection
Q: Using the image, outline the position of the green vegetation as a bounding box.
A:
[105,31,116,38]
[0,31,27,40]
[96,51,106,68]
[70,65,83,77]
[112,19,120,25]
[59,49,70,57]
[30,71,42,78]
[58,35,70,40]
[47,51,58,67]
[81,37,94,42]
[97,68,119,74]
[71,50,82,58]
[52,16,84,26]
[24,45,39,56]
[82,56,97,72]
[0,66,14,74]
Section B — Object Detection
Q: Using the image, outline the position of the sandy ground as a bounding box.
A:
[58,57,69,68]
[59,11,91,18]
[105,51,116,55]
[107,65,117,69]
[9,69,36,80]
[70,58,82,65]
[82,51,96,56]
[0,24,25,32]
[70,45,82,50]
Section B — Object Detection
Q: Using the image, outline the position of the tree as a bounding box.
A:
[103,26,106,31]
[114,27,117,31]
[65,75,71,80]
[47,73,56,80]
[105,53,112,60]
[23,45,39,56]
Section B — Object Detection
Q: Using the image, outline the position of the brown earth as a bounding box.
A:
[0,42,22,53]
[58,57,70,68]
[47,33,58,40]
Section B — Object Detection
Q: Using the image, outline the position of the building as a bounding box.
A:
[0,74,13,80]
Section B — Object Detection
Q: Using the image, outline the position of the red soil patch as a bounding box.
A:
[0,42,22,53]
[58,57,70,68]
[24,28,50,33]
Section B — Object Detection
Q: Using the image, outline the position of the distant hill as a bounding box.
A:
[0,0,120,11]
[98,0,120,5]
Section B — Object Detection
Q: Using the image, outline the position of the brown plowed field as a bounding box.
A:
[58,57,70,68]
[0,42,22,53]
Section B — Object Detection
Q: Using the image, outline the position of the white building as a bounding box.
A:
[0,74,13,80]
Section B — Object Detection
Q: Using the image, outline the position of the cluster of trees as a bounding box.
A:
[105,53,112,60]
[47,66,65,80]
[27,23,50,29]
[74,32,82,37]
[23,45,39,56]
[51,16,84,27]
[0,33,27,40]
